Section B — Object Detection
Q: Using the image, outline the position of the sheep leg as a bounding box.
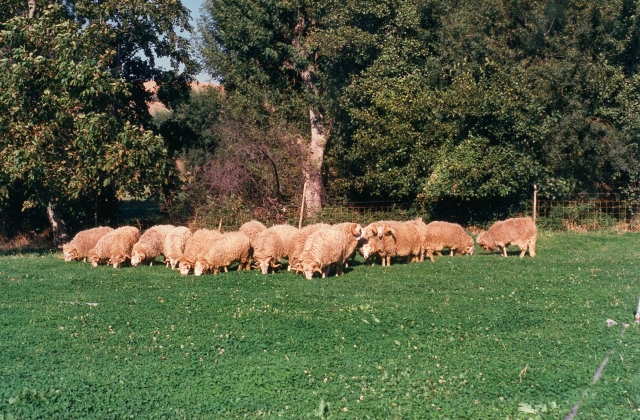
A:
[502,246,508,257]
[436,251,443,257]
[427,250,435,263]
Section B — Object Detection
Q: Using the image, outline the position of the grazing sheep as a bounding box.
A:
[88,226,141,268]
[239,220,267,245]
[287,223,332,272]
[476,217,537,258]
[178,229,223,275]
[194,232,251,275]
[252,230,287,274]
[332,222,363,267]
[421,220,474,262]
[62,226,114,262]
[130,224,175,267]
[252,224,299,274]
[163,226,193,270]
[298,228,347,280]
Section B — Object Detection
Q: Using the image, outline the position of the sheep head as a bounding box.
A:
[476,231,492,251]
[88,252,100,267]
[110,253,128,268]
[194,260,210,276]
[376,224,395,239]
[300,260,322,280]
[179,260,192,276]
[130,250,146,267]
[63,248,78,262]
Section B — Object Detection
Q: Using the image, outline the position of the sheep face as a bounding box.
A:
[194,260,209,276]
[361,243,373,259]
[300,261,322,280]
[110,253,128,269]
[168,258,179,270]
[63,249,78,262]
[257,258,271,275]
[179,260,192,275]
[130,251,146,267]
[88,253,100,267]
[464,245,475,255]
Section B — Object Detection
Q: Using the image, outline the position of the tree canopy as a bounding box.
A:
[0,0,196,237]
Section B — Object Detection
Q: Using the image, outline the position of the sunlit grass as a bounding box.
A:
[1,231,639,418]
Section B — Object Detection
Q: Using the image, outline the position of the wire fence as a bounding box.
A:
[121,198,640,233]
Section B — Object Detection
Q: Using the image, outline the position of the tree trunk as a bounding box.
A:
[303,106,325,217]
[47,204,69,247]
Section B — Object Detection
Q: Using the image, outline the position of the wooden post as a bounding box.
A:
[533,184,538,224]
[218,218,223,232]
[299,182,308,229]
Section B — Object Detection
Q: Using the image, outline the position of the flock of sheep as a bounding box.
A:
[61,217,537,279]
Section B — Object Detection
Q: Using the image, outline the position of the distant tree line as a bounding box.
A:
[2,0,640,240]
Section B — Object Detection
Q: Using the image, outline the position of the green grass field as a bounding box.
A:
[1,232,640,419]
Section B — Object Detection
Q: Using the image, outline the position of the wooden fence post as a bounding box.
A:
[299,182,308,229]
[533,184,538,224]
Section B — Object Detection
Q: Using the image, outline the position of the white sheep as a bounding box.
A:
[88,226,141,268]
[130,224,175,266]
[421,220,474,262]
[239,220,267,245]
[193,232,251,275]
[252,224,298,274]
[298,228,347,280]
[287,223,332,272]
[62,226,114,262]
[332,222,363,267]
[476,217,537,257]
[163,226,193,269]
[178,229,223,275]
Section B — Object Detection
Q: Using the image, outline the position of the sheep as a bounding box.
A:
[130,224,175,267]
[88,226,141,268]
[476,217,537,258]
[62,226,114,262]
[421,220,474,262]
[239,220,267,245]
[178,229,223,275]
[252,224,299,274]
[252,230,286,274]
[287,223,332,272]
[193,232,251,275]
[332,222,363,267]
[298,228,347,280]
[163,226,193,270]
[359,220,421,265]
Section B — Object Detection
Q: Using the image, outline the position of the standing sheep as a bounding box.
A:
[130,224,175,266]
[88,226,141,268]
[193,232,251,275]
[62,226,114,262]
[421,221,474,262]
[163,226,193,270]
[178,229,223,275]
[298,228,347,280]
[476,217,537,258]
[360,220,421,265]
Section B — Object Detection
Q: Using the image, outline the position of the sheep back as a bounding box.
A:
[239,220,267,246]
[63,226,114,262]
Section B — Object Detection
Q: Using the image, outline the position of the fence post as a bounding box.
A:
[299,182,307,229]
[533,184,538,224]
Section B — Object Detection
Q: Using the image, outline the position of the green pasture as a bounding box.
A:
[1,232,640,419]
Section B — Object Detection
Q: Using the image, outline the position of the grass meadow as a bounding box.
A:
[1,232,640,419]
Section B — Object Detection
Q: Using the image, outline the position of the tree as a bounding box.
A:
[0,0,196,243]
[198,0,330,215]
